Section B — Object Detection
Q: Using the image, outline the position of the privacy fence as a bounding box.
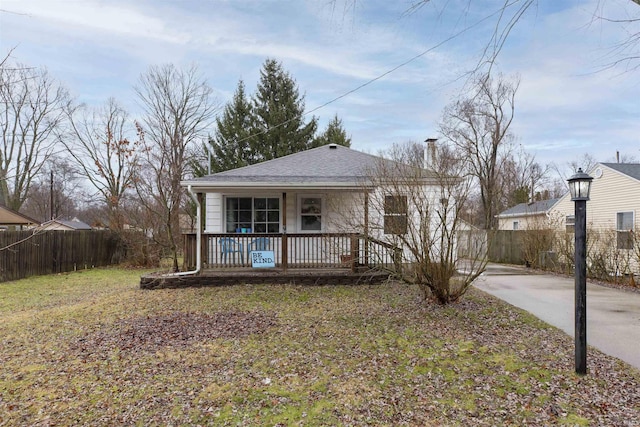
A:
[473,229,639,280]
[0,230,124,283]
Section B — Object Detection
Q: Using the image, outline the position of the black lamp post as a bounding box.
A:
[567,168,593,375]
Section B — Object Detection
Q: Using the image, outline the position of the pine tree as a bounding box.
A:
[313,114,351,147]
[251,59,318,161]
[206,80,254,173]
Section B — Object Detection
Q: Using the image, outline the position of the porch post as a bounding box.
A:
[350,233,359,273]
[198,192,207,268]
[282,192,288,272]
[364,190,369,266]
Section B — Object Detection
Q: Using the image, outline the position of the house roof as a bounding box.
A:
[42,219,93,230]
[0,205,39,226]
[600,163,640,181]
[497,198,561,218]
[183,144,438,191]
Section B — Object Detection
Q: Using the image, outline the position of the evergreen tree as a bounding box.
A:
[205,80,254,174]
[251,59,318,161]
[313,114,351,147]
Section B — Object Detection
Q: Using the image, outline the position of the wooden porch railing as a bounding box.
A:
[183,233,400,272]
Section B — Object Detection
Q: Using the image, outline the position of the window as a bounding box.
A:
[512,221,519,230]
[225,197,280,233]
[300,197,322,231]
[384,195,408,235]
[566,215,575,233]
[617,211,634,250]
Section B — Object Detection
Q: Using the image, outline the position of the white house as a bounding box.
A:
[41,219,93,231]
[181,143,446,269]
[496,198,562,231]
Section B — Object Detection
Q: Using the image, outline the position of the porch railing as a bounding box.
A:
[183,232,400,272]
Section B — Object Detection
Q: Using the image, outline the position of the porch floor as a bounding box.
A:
[140,267,392,289]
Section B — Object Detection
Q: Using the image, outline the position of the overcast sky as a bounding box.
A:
[1,0,639,171]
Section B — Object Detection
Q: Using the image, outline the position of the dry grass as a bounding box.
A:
[1,268,639,426]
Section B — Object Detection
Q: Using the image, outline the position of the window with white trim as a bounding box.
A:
[566,215,575,233]
[616,211,634,250]
[299,196,322,231]
[512,221,519,230]
[225,197,280,233]
[384,194,408,235]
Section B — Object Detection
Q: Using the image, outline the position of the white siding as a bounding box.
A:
[497,213,555,230]
[205,191,367,234]
[205,193,223,232]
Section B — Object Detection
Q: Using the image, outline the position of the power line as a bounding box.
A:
[210,1,519,152]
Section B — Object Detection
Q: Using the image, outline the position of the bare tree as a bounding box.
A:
[501,146,549,206]
[439,72,519,229]
[589,1,640,73]
[362,141,486,304]
[550,152,599,193]
[0,63,71,210]
[20,157,83,222]
[64,98,141,231]
[134,64,218,271]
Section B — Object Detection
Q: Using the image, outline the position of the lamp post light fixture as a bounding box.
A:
[567,168,593,375]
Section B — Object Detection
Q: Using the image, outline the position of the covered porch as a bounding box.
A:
[139,233,400,289]
[183,232,401,273]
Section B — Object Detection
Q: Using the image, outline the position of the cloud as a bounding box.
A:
[2,0,191,44]
[2,0,637,167]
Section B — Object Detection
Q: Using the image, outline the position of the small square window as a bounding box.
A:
[566,215,575,233]
[300,197,323,231]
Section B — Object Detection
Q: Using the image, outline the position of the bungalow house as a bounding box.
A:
[180,143,446,271]
[40,219,93,231]
[0,205,40,230]
[496,198,561,230]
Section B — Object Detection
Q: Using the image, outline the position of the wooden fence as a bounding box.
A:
[0,230,124,283]
[486,230,525,264]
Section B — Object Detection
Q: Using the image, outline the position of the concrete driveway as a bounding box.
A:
[473,263,640,371]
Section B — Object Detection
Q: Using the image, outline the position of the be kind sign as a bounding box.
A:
[251,251,275,268]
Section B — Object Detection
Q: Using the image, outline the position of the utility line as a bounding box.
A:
[211,1,521,150]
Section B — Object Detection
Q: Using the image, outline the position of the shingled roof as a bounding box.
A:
[184,144,438,190]
[0,205,39,226]
[497,198,561,218]
[600,163,640,181]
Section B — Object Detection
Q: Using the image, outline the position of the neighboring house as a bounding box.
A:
[41,219,93,231]
[496,163,640,274]
[552,162,640,249]
[181,143,444,269]
[497,198,561,230]
[0,205,40,230]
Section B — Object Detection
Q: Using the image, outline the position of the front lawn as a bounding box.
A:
[1,269,638,426]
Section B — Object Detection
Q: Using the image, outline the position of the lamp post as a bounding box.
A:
[567,168,593,375]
